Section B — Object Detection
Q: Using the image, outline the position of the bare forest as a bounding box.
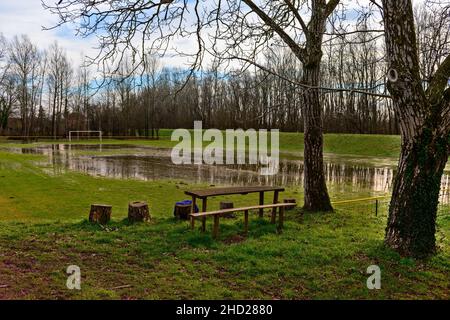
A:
[2,3,447,138]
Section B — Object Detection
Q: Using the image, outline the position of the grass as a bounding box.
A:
[0,149,448,299]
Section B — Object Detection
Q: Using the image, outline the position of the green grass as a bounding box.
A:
[0,150,448,299]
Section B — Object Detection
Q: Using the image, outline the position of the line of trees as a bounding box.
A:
[3,2,446,141]
[2,4,424,138]
[0,36,398,138]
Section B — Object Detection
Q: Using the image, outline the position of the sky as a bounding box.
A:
[0,0,426,70]
[0,0,211,70]
[0,0,99,67]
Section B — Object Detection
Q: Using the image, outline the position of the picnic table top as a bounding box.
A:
[185,186,285,198]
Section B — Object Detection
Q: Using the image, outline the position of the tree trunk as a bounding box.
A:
[302,64,333,212]
[386,129,448,257]
[52,88,57,139]
[301,2,334,212]
[240,0,337,212]
[382,0,450,258]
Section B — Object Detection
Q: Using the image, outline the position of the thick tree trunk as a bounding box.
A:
[382,0,450,258]
[302,64,333,212]
[386,129,448,257]
[301,2,333,212]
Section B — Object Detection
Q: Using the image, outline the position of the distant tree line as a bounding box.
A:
[0,2,447,138]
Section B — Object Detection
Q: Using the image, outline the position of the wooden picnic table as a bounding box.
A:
[185,186,285,231]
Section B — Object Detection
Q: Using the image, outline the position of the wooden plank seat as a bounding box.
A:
[185,186,286,232]
[190,203,294,238]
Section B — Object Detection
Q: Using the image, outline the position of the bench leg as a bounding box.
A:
[244,210,249,235]
[213,215,220,239]
[201,198,207,232]
[191,196,197,230]
[259,192,264,218]
[277,206,284,234]
[191,216,195,230]
[201,218,206,232]
[271,191,279,222]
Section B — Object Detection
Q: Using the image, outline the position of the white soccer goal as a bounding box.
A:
[68,131,103,142]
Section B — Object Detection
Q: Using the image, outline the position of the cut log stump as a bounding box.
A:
[283,198,297,210]
[220,201,235,218]
[89,204,112,224]
[128,201,150,222]
[174,204,191,220]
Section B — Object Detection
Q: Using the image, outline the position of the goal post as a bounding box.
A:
[68,131,103,142]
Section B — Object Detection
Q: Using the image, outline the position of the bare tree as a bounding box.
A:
[8,35,41,136]
[48,42,72,138]
[1,3,402,139]
[0,34,16,135]
[415,1,450,84]
[142,54,160,138]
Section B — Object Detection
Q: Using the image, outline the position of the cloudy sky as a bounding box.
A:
[0,0,212,69]
[0,1,99,67]
[0,0,425,70]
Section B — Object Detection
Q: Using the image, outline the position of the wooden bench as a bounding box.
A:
[190,203,294,238]
[185,186,285,232]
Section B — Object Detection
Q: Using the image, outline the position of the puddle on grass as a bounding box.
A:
[6,143,450,204]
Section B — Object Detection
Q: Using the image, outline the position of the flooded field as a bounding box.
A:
[7,143,450,203]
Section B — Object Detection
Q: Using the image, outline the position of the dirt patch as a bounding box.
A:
[223,234,246,245]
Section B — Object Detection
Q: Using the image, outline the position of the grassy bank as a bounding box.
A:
[0,150,448,299]
[0,132,402,158]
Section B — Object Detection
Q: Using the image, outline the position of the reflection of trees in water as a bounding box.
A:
[19,145,450,204]
[439,175,450,204]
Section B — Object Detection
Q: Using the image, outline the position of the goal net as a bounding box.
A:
[68,131,103,142]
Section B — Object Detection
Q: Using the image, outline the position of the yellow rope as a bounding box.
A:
[331,196,390,205]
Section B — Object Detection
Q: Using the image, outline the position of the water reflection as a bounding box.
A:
[12,144,450,204]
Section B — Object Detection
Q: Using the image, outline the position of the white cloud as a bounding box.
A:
[0,0,427,72]
[0,0,97,68]
[0,0,201,70]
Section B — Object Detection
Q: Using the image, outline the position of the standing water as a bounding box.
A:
[8,143,450,204]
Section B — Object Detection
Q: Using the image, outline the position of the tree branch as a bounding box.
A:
[283,0,309,38]
[242,0,306,63]
[225,55,391,99]
[325,0,341,18]
[427,54,450,105]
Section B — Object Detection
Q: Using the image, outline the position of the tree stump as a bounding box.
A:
[89,204,112,224]
[283,198,297,210]
[174,204,191,220]
[220,201,235,218]
[128,201,150,222]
